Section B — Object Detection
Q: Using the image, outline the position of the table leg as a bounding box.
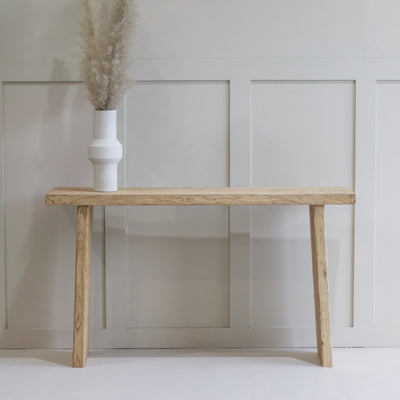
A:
[309,205,333,367]
[73,205,93,367]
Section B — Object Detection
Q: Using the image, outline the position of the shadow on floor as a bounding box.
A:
[88,348,321,367]
[0,349,72,367]
[0,348,321,367]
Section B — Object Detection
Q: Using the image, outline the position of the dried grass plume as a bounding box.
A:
[80,0,136,110]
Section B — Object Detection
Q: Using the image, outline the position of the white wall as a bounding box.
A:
[0,0,400,348]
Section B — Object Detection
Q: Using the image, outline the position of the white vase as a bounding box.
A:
[88,110,122,192]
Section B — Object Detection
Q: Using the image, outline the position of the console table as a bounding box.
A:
[45,186,356,368]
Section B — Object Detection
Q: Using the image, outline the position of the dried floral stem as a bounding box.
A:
[80,0,136,110]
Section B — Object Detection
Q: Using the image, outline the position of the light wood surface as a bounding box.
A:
[46,187,355,206]
[45,186,353,367]
[309,205,333,367]
[73,205,93,368]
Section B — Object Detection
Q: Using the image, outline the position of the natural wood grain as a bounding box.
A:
[309,205,333,367]
[73,205,93,368]
[46,186,353,368]
[46,187,355,206]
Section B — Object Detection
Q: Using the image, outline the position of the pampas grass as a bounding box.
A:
[80,0,136,110]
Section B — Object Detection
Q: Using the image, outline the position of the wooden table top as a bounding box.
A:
[45,187,356,206]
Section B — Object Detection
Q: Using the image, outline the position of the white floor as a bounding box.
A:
[0,348,399,399]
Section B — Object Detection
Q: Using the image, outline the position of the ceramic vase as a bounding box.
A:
[88,110,122,192]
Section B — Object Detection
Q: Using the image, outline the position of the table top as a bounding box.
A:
[45,187,356,206]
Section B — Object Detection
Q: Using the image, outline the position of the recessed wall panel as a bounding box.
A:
[124,81,230,328]
[3,83,104,330]
[375,81,400,327]
[251,81,355,328]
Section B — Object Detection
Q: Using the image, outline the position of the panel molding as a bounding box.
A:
[1,59,400,347]
[229,78,252,330]
[110,79,230,334]
[249,79,355,329]
[0,80,6,335]
[373,80,400,329]
[0,69,105,347]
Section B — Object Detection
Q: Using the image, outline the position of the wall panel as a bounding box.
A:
[2,83,105,335]
[250,81,355,329]
[122,81,230,329]
[2,0,400,348]
[375,81,400,327]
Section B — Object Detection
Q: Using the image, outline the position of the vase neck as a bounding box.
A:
[93,110,117,139]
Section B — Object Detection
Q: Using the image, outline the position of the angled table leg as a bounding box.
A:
[73,205,93,368]
[309,205,333,367]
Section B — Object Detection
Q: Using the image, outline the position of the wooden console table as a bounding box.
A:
[45,187,356,368]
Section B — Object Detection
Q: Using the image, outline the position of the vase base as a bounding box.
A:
[93,188,118,192]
